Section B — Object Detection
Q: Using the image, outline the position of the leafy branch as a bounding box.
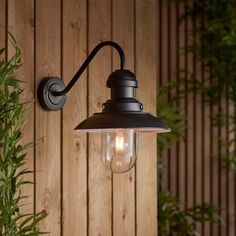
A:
[158,191,221,236]
[186,0,236,171]
[157,84,221,235]
[0,35,47,236]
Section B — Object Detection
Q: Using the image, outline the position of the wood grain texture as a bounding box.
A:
[135,0,157,235]
[88,0,112,235]
[35,0,61,234]
[0,0,5,52]
[62,0,87,235]
[8,0,35,215]
[112,0,135,235]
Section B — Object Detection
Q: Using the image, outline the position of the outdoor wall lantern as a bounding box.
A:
[37,41,170,174]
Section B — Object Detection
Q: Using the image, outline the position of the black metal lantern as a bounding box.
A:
[37,41,170,173]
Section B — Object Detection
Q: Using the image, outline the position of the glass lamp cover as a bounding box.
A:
[102,129,138,173]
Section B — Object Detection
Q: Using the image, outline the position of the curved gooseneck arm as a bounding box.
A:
[54,41,125,96]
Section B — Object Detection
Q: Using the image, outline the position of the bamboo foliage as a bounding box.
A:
[0,36,46,236]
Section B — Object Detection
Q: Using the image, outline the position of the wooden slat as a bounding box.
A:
[220,97,227,235]
[35,0,61,234]
[228,100,235,236]
[170,0,178,196]
[161,0,170,192]
[88,0,112,235]
[194,68,203,232]
[62,0,87,235]
[136,0,157,235]
[112,0,135,235]
[194,19,203,234]
[202,80,211,236]
[198,6,210,234]
[0,0,5,52]
[186,0,194,209]
[178,1,187,208]
[8,0,34,215]
[211,105,219,236]
[228,170,235,235]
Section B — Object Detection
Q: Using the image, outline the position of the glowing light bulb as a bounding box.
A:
[102,129,138,173]
[115,133,125,154]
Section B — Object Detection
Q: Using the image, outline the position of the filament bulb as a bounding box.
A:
[102,129,138,173]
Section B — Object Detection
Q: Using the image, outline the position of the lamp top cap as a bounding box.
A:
[106,69,138,88]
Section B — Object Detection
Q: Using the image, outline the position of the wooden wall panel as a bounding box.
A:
[203,68,211,235]
[35,0,62,234]
[211,82,220,236]
[112,0,135,235]
[228,101,235,235]
[160,1,169,191]
[177,1,186,208]
[186,0,194,211]
[62,0,87,235]
[220,98,228,236]
[194,14,203,235]
[0,0,5,52]
[88,0,112,235]
[0,0,157,236]
[136,0,157,235]
[8,0,34,215]
[169,1,178,196]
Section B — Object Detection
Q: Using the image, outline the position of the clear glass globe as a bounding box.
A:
[102,129,138,173]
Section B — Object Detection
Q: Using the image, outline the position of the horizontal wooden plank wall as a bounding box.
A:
[159,1,236,236]
[3,0,158,235]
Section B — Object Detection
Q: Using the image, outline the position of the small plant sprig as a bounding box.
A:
[0,35,47,236]
[158,191,221,236]
[157,85,186,180]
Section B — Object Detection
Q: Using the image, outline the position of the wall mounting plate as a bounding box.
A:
[37,77,66,111]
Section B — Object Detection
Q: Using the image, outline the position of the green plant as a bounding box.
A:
[0,35,47,235]
[157,1,236,234]
[158,191,221,236]
[157,86,222,235]
[185,0,236,171]
[157,86,186,178]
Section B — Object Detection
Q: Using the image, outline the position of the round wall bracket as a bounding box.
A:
[37,77,67,111]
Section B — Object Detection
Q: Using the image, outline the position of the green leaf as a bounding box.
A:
[0,34,47,235]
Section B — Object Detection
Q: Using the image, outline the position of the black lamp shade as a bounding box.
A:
[75,112,170,132]
[75,70,170,133]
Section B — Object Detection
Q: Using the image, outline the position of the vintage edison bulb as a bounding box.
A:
[102,129,138,173]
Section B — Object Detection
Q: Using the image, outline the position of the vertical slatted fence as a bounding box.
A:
[159,1,236,236]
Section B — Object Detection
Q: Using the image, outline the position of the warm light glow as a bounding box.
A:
[115,133,125,153]
[102,129,138,173]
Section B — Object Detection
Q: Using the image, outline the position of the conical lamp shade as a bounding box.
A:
[75,112,170,132]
